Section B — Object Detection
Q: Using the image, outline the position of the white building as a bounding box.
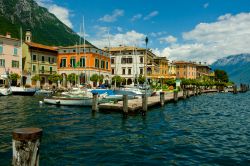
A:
[106,46,157,85]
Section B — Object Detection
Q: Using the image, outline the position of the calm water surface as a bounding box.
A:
[0,92,249,165]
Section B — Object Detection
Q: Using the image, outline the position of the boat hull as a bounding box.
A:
[11,87,37,96]
[44,97,93,106]
[0,88,12,96]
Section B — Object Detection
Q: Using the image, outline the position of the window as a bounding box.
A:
[13,48,18,56]
[111,58,115,64]
[41,56,45,62]
[140,68,143,75]
[106,62,108,69]
[41,66,45,73]
[32,65,36,72]
[0,45,3,54]
[127,57,133,64]
[111,68,115,75]
[12,60,19,68]
[48,57,51,63]
[70,57,76,67]
[50,67,53,74]
[140,57,143,63]
[121,57,126,64]
[51,58,54,63]
[101,60,105,69]
[95,59,99,68]
[122,68,126,75]
[60,58,66,67]
[0,59,5,67]
[128,68,131,75]
[32,55,37,61]
[80,57,85,67]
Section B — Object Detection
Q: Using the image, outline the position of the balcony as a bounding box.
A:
[39,70,57,75]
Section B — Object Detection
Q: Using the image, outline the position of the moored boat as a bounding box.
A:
[11,86,37,96]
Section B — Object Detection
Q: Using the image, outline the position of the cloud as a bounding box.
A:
[157,12,250,64]
[150,31,167,37]
[117,27,123,32]
[99,9,124,22]
[203,3,209,9]
[91,30,146,48]
[131,14,142,21]
[159,35,177,44]
[35,0,73,28]
[144,11,159,20]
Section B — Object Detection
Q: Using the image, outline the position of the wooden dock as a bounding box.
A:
[98,90,203,113]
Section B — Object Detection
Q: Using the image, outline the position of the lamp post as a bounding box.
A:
[142,36,148,114]
[145,36,148,89]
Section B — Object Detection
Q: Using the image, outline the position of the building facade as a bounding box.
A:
[22,30,58,87]
[148,57,169,80]
[174,61,197,79]
[107,46,160,85]
[0,33,21,79]
[196,62,211,79]
[57,44,111,87]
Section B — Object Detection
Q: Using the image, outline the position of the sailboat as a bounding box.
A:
[11,27,36,96]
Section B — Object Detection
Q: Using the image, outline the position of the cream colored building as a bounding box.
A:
[22,30,58,87]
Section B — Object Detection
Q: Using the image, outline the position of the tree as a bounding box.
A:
[214,69,229,83]
[9,73,20,86]
[112,75,123,86]
[138,74,146,84]
[48,74,62,83]
[67,73,78,84]
[31,75,41,82]
[90,74,99,87]
[165,78,175,86]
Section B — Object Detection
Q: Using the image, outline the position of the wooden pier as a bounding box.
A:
[98,89,213,114]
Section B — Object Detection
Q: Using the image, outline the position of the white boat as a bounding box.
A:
[11,86,37,96]
[44,96,93,106]
[0,87,12,96]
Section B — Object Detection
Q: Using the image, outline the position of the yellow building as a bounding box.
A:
[174,61,197,79]
[148,57,169,80]
[22,30,58,87]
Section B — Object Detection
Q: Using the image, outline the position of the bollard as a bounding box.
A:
[92,93,98,112]
[183,89,187,99]
[173,91,178,102]
[187,89,190,98]
[123,95,128,116]
[233,85,238,94]
[160,92,165,106]
[12,128,43,166]
[142,94,147,115]
[193,86,196,96]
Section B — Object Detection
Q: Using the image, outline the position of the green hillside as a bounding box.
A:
[0,0,90,46]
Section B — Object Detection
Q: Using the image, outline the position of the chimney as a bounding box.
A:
[6,32,11,38]
[25,29,32,42]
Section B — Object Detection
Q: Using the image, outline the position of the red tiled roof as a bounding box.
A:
[0,35,19,41]
[25,42,58,51]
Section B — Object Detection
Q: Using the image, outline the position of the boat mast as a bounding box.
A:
[20,27,23,87]
[107,30,111,86]
[83,16,87,84]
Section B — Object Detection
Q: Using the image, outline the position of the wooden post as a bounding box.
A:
[233,85,237,94]
[193,86,196,96]
[173,91,178,102]
[186,89,190,98]
[92,93,98,112]
[123,95,128,116]
[12,128,43,166]
[142,94,147,114]
[160,92,165,106]
[183,89,186,99]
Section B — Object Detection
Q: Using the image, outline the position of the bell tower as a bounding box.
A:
[25,29,32,42]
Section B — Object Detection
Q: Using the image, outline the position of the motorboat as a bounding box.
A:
[11,86,37,96]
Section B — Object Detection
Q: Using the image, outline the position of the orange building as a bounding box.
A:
[174,61,197,79]
[57,44,111,86]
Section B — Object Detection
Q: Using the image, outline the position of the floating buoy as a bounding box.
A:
[39,101,43,105]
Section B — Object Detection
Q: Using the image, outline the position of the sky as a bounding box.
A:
[35,0,250,64]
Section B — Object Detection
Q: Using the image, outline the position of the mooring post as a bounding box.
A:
[92,93,98,112]
[173,90,178,102]
[183,89,187,99]
[12,128,43,166]
[160,92,165,106]
[186,89,190,98]
[142,94,147,115]
[233,85,237,94]
[193,86,196,96]
[123,94,128,116]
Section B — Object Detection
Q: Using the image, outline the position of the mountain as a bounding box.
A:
[0,0,90,46]
[211,53,250,84]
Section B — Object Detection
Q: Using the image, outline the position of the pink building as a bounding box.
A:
[0,33,21,76]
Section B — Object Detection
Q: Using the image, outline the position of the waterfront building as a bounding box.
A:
[174,61,197,79]
[22,30,58,87]
[148,57,169,81]
[106,46,160,85]
[0,33,21,85]
[57,44,111,87]
[196,62,212,80]
[168,62,176,79]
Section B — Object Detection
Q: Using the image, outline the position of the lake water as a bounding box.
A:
[0,92,249,165]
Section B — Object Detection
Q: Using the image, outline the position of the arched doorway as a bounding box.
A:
[79,73,86,85]
[127,78,132,85]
